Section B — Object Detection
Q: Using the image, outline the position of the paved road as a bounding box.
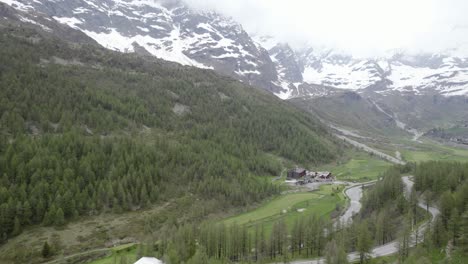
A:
[281,177,440,264]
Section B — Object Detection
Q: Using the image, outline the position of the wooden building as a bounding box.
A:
[287,168,306,179]
[317,172,333,181]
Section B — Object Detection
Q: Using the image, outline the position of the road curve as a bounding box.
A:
[283,176,440,264]
[336,180,379,227]
[337,185,363,226]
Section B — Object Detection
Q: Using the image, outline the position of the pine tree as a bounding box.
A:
[23,201,32,225]
[398,220,411,262]
[357,221,372,264]
[43,205,57,226]
[432,216,447,248]
[325,239,349,264]
[422,191,433,214]
[119,255,128,264]
[259,224,267,261]
[459,206,468,253]
[41,241,51,258]
[12,216,21,236]
[187,246,209,264]
[55,208,65,226]
[448,208,461,245]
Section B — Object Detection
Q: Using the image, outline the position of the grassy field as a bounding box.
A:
[339,134,468,165]
[399,138,468,163]
[316,151,392,182]
[223,184,346,233]
[89,244,137,264]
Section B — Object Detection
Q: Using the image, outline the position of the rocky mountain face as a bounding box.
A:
[300,50,468,98]
[2,0,468,100]
[1,0,284,93]
[0,1,98,45]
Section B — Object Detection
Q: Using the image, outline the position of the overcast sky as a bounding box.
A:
[184,0,468,58]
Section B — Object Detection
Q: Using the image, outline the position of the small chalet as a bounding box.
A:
[287,168,306,180]
[317,172,333,181]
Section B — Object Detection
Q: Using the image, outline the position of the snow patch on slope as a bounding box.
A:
[18,15,51,31]
[273,81,293,99]
[81,27,212,68]
[1,0,34,11]
[300,49,468,97]
[53,16,83,29]
[252,35,279,51]
[303,61,381,90]
[388,61,468,96]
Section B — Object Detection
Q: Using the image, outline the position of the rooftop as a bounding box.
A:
[134,257,164,264]
[292,168,306,173]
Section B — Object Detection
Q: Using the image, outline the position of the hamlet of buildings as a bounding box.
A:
[287,168,334,185]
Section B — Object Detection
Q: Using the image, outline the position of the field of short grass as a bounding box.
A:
[400,138,468,162]
[315,151,392,182]
[223,184,346,233]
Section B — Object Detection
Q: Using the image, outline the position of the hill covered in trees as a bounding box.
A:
[413,162,468,256]
[360,162,468,263]
[0,14,341,249]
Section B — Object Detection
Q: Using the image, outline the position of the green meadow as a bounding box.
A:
[223,184,346,233]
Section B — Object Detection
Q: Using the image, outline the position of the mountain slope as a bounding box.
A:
[291,91,409,139]
[0,5,341,262]
[2,0,467,141]
[3,0,468,99]
[1,0,287,94]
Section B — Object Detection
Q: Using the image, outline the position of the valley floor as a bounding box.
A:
[223,184,346,235]
[328,122,468,164]
[3,133,467,264]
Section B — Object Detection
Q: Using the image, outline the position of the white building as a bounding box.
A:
[134,257,163,264]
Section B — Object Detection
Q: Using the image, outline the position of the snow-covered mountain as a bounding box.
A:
[2,0,468,99]
[1,0,285,94]
[300,49,385,91]
[299,49,468,97]
[253,35,306,98]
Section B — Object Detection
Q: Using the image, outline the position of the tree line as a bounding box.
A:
[413,161,468,256]
[154,215,363,264]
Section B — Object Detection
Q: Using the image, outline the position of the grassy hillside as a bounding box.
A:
[291,92,408,138]
[0,16,342,263]
[367,92,468,131]
[316,150,392,182]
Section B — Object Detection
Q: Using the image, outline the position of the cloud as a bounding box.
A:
[183,0,468,57]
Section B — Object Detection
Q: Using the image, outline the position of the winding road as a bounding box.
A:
[337,185,363,226]
[281,176,440,264]
[336,180,377,227]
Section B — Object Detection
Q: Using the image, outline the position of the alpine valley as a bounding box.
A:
[1,1,468,264]
[3,0,467,141]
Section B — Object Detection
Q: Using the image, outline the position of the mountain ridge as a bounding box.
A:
[3,0,468,141]
[4,0,468,99]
